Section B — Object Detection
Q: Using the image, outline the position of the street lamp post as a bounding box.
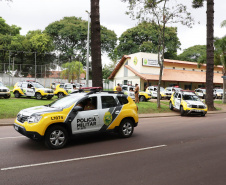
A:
[86,10,90,87]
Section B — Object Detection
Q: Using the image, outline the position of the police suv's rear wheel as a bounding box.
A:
[139,95,146,102]
[45,125,68,149]
[119,119,134,138]
[14,91,20,98]
[58,92,64,99]
[169,101,173,110]
[36,93,42,100]
[47,96,53,100]
[4,95,10,99]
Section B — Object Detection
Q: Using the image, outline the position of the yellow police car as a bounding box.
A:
[194,88,206,99]
[121,85,151,102]
[146,86,169,99]
[0,82,11,99]
[14,91,139,149]
[54,83,77,98]
[169,90,207,116]
[13,81,54,100]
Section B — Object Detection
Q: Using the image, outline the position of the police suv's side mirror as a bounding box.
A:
[73,106,83,112]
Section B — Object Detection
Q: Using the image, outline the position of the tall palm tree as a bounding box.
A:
[192,0,215,110]
[90,0,103,88]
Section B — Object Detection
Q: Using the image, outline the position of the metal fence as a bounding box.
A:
[0,73,114,89]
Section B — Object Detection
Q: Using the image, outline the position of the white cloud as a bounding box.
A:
[1,0,226,63]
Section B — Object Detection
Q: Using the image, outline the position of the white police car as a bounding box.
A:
[169,90,207,116]
[0,82,11,99]
[14,90,139,149]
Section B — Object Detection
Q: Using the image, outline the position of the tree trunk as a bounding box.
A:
[90,0,103,88]
[206,0,215,110]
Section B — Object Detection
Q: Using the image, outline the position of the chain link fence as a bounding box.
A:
[0,63,113,89]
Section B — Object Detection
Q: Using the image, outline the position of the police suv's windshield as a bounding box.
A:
[33,83,44,88]
[160,87,165,92]
[216,89,223,93]
[183,94,199,101]
[49,95,82,109]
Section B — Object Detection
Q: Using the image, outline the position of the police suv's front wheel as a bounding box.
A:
[58,92,64,99]
[36,93,43,100]
[169,101,173,110]
[139,95,146,102]
[180,106,185,116]
[45,125,68,149]
[119,119,134,138]
[14,91,20,98]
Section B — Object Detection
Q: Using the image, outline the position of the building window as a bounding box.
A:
[124,80,128,85]
[184,85,192,90]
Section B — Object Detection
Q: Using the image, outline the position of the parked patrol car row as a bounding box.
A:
[9,81,85,100]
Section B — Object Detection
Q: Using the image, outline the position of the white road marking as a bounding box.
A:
[0,136,24,140]
[1,145,167,171]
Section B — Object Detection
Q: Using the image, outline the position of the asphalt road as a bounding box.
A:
[1,113,226,185]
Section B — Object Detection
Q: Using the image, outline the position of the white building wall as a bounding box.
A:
[127,52,160,75]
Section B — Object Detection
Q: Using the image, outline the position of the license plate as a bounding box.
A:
[194,109,202,112]
[14,125,19,131]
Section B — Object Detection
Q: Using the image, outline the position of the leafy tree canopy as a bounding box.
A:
[0,19,55,77]
[177,45,206,62]
[115,22,180,60]
[0,17,21,36]
[214,36,226,71]
[45,16,117,65]
[102,63,114,80]
[61,61,85,82]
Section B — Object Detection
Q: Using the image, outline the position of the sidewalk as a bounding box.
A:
[1,104,226,126]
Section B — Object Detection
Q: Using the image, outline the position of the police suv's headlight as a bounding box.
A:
[187,103,192,108]
[27,115,42,123]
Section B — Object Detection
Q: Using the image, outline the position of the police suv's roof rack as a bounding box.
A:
[70,89,84,94]
[181,90,195,93]
[101,91,124,94]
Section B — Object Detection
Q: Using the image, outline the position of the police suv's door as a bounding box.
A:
[127,87,135,99]
[26,83,35,96]
[98,95,122,131]
[174,92,182,110]
[71,96,100,134]
[65,84,73,94]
